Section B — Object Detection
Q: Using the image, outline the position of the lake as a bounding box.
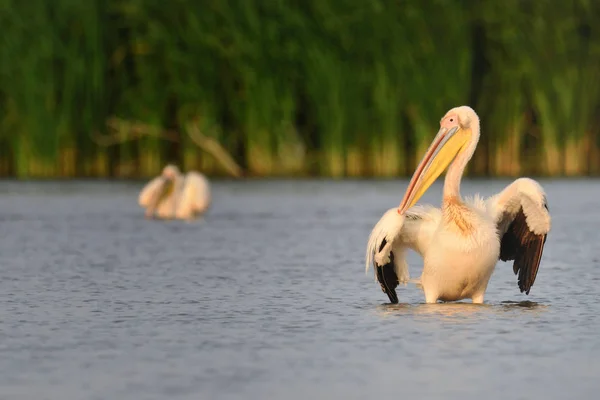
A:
[1,178,599,400]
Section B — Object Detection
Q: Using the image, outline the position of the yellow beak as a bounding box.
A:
[158,178,175,202]
[398,125,471,214]
[148,177,174,210]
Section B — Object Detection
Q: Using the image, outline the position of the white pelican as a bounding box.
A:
[138,164,211,220]
[365,106,551,304]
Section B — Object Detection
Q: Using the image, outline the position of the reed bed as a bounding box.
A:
[1,0,600,178]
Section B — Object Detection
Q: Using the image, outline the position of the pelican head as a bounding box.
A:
[397,106,480,214]
[161,164,181,180]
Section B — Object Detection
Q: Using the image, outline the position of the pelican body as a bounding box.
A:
[366,106,551,304]
[139,164,211,220]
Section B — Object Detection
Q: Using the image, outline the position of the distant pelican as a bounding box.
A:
[139,164,211,220]
[366,106,551,304]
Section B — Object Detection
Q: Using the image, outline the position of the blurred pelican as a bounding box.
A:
[139,164,211,220]
[366,106,551,304]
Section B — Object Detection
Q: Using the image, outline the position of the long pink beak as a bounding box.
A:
[397,126,459,214]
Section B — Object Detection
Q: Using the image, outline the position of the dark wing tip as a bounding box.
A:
[376,239,399,304]
[499,208,548,295]
[517,233,547,295]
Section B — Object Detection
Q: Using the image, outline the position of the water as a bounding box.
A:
[1,178,599,400]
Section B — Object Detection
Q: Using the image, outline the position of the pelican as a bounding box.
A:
[138,164,211,220]
[365,106,551,304]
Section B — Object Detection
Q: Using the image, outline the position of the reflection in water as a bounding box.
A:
[374,301,549,320]
[499,300,543,308]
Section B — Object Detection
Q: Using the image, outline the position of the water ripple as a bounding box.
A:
[0,179,599,400]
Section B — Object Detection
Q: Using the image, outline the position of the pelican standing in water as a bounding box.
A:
[139,164,211,220]
[366,106,551,304]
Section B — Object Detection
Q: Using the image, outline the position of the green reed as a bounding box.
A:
[1,0,600,178]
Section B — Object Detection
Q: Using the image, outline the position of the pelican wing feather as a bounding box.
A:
[365,205,440,303]
[486,178,551,294]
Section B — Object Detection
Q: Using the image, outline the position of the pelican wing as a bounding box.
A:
[175,172,211,219]
[365,205,440,303]
[138,176,166,207]
[487,178,551,294]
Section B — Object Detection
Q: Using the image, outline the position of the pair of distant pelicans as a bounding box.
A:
[140,106,551,305]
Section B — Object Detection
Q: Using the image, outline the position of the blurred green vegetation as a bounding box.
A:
[1,0,600,178]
